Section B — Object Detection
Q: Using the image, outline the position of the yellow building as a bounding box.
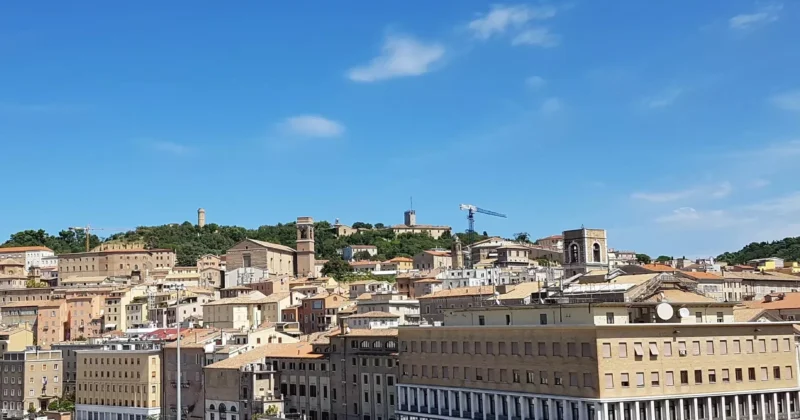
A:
[75,342,162,420]
[397,302,800,420]
[0,326,34,355]
[0,347,63,417]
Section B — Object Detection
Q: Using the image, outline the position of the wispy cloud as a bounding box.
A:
[346,35,445,83]
[631,182,732,203]
[729,3,782,30]
[641,87,683,109]
[769,90,800,112]
[655,207,754,229]
[511,28,560,47]
[525,75,546,90]
[540,97,563,116]
[280,115,345,138]
[468,4,556,39]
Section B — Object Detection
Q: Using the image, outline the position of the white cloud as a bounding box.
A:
[281,115,345,138]
[729,3,782,30]
[346,35,445,83]
[468,4,556,39]
[525,75,546,90]
[540,97,563,115]
[769,90,800,112]
[655,207,753,229]
[511,27,560,47]
[641,87,683,109]
[146,140,194,156]
[632,182,732,202]
[744,192,800,215]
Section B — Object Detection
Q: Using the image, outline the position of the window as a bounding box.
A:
[692,341,701,356]
[665,371,674,386]
[678,341,687,355]
[716,312,724,322]
[513,370,520,383]
[602,343,612,358]
[552,342,561,357]
[651,372,659,386]
[773,366,781,380]
[720,340,728,355]
[748,368,756,381]
[759,339,767,353]
[478,316,485,325]
[581,342,591,357]
[649,342,659,356]
[554,372,563,385]
[540,370,548,384]
[663,341,672,356]
[633,342,644,357]
[735,368,743,382]
[694,370,703,384]
[636,372,645,387]
[771,339,779,352]
[524,342,533,355]
[706,341,714,355]
[746,339,754,354]
[540,313,547,325]
[538,342,547,356]
[618,343,627,358]
[695,312,702,323]
[722,369,730,383]
[567,342,577,357]
[680,370,689,385]
[620,373,630,387]
[733,339,741,354]
[606,312,614,324]
[604,373,614,389]
[709,370,717,383]
[784,338,792,352]
[761,367,769,381]
[526,371,535,384]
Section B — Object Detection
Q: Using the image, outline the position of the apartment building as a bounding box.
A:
[162,329,220,420]
[676,271,743,302]
[723,272,800,300]
[0,327,33,356]
[381,257,414,272]
[75,341,163,420]
[67,295,103,340]
[0,347,63,419]
[0,246,55,272]
[51,341,104,398]
[355,292,420,325]
[36,299,67,348]
[225,239,296,277]
[348,280,393,299]
[58,248,176,280]
[342,245,378,262]
[203,291,299,330]
[0,301,40,333]
[397,303,800,420]
[102,288,139,332]
[298,293,351,333]
[0,287,52,304]
[197,254,223,270]
[125,297,149,328]
[417,286,496,324]
[413,251,452,271]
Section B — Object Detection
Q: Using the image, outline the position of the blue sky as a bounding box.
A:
[1,1,799,258]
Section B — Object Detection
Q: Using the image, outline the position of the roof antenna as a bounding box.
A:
[410,196,413,211]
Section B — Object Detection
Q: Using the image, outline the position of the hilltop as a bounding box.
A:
[716,236,800,265]
[1,221,488,266]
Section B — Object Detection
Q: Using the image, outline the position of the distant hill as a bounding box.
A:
[717,237,800,265]
[1,221,487,266]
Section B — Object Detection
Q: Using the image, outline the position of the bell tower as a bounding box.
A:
[452,236,464,269]
[562,227,608,276]
[296,217,316,277]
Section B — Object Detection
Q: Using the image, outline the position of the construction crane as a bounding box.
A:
[68,225,133,252]
[459,204,507,237]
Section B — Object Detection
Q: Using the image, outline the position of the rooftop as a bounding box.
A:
[205,343,320,369]
[744,293,800,310]
[678,271,724,280]
[204,291,291,306]
[419,285,496,299]
[346,311,400,319]
[246,239,295,253]
[723,272,800,282]
[498,282,542,300]
[641,264,676,272]
[0,246,53,253]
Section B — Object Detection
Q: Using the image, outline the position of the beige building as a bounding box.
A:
[226,239,296,277]
[417,286,496,324]
[414,251,453,271]
[51,341,105,398]
[103,288,135,332]
[36,300,67,348]
[723,271,800,300]
[202,291,301,330]
[67,295,103,340]
[58,247,176,280]
[125,298,149,327]
[0,347,63,418]
[382,257,414,272]
[391,225,451,240]
[0,327,33,356]
[677,271,743,302]
[0,287,52,305]
[397,299,800,420]
[75,341,163,420]
[0,259,27,288]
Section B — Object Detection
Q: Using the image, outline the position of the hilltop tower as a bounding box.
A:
[452,235,464,269]
[197,208,206,228]
[562,227,608,276]
[296,216,316,277]
[404,210,416,226]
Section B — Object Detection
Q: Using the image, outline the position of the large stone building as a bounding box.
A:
[563,227,608,276]
[51,341,104,398]
[413,251,452,271]
[396,297,800,420]
[58,246,176,281]
[391,210,451,239]
[0,246,55,273]
[226,240,296,277]
[75,341,163,420]
[0,347,63,418]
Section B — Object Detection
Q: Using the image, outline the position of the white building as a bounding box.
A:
[342,244,378,261]
[344,311,400,329]
[0,246,55,272]
[356,292,421,325]
[608,248,637,268]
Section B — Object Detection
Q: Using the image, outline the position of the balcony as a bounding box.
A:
[400,404,408,412]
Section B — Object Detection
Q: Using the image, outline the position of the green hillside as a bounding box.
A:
[2,221,487,266]
[716,237,800,265]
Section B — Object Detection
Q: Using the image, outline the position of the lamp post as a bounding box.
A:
[166,283,186,420]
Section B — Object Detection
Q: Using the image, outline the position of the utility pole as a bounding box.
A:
[166,283,186,420]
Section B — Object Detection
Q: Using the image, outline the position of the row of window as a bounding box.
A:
[402,340,594,358]
[1,363,58,372]
[605,366,795,388]
[2,387,59,397]
[2,375,58,384]
[402,364,595,388]
[350,339,398,350]
[76,398,156,408]
[78,383,156,393]
[601,337,793,359]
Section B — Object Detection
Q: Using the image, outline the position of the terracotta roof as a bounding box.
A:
[0,246,53,253]
[419,285,496,299]
[678,271,723,280]
[641,264,676,272]
[385,257,413,263]
[341,328,398,337]
[346,311,399,319]
[246,239,295,253]
[349,261,380,266]
[164,329,219,347]
[58,248,174,256]
[744,293,800,310]
[733,307,771,322]
[423,250,451,257]
[205,343,320,369]
[498,282,542,300]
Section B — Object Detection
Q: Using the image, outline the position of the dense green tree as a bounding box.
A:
[717,237,800,264]
[353,250,373,261]
[374,223,385,229]
[655,255,672,263]
[321,258,352,279]
[514,232,531,243]
[352,222,372,229]
[636,253,652,264]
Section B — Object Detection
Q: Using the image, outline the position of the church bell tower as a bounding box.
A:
[296,217,316,277]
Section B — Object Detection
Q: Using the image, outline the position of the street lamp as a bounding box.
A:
[165,283,186,420]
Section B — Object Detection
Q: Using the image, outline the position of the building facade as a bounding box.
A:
[0,347,63,419]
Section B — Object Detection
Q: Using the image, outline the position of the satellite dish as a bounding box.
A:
[678,307,691,318]
[656,303,674,321]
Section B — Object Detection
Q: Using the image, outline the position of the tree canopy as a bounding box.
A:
[635,253,651,264]
[2,221,489,267]
[717,237,800,265]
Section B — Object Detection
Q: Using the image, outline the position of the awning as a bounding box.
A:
[649,343,659,356]
[104,324,116,329]
[633,342,644,357]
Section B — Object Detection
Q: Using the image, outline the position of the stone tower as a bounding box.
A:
[562,227,608,276]
[404,209,416,226]
[197,208,206,228]
[452,235,464,269]
[296,216,316,277]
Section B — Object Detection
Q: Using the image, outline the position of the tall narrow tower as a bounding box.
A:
[296,216,316,277]
[452,235,464,269]
[197,208,206,228]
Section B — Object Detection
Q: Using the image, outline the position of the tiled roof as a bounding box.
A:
[341,328,399,337]
[205,343,320,369]
[346,311,399,319]
[744,292,800,310]
[423,250,450,257]
[348,245,377,249]
[349,261,380,266]
[733,307,770,322]
[723,272,800,282]
[246,239,296,253]
[205,292,290,306]
[386,257,413,263]
[498,282,542,300]
[678,271,723,280]
[419,285,495,299]
[0,246,53,253]
[641,264,676,272]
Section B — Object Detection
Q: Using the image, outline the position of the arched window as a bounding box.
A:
[219,404,227,413]
[570,244,580,264]
[593,243,601,262]
[360,340,370,348]
[230,406,237,413]
[209,404,216,411]
[373,340,382,348]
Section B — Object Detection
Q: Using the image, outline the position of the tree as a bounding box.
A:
[353,250,372,261]
[655,255,672,263]
[265,405,279,416]
[514,232,531,243]
[351,222,373,229]
[636,254,651,264]
[48,398,75,412]
[374,223,385,229]
[536,257,551,267]
[321,258,352,279]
